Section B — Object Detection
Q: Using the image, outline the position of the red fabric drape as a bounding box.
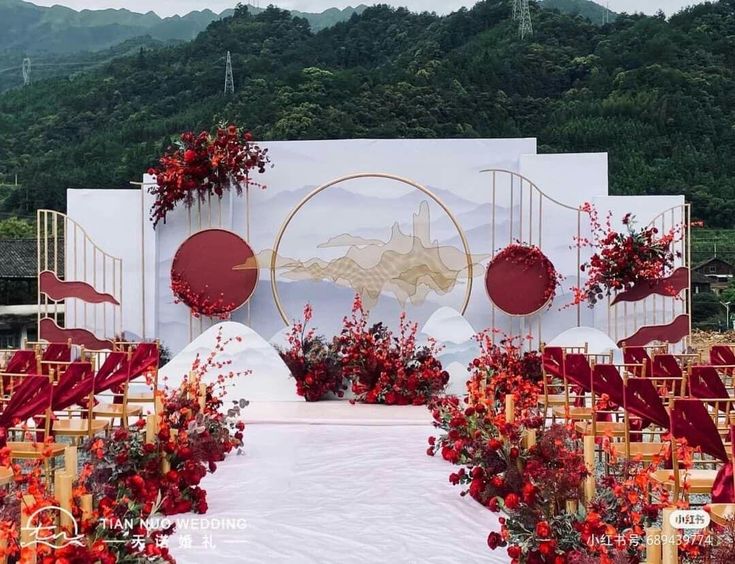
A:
[623,347,651,378]
[712,427,735,503]
[542,347,564,379]
[2,350,37,392]
[670,399,728,462]
[624,377,670,430]
[53,362,94,411]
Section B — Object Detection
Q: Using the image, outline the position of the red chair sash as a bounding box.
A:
[0,375,52,427]
[652,354,684,394]
[624,377,669,429]
[712,426,735,503]
[542,347,564,379]
[4,350,36,374]
[2,350,37,392]
[689,366,730,410]
[671,399,728,462]
[93,352,129,394]
[129,343,158,379]
[53,362,94,411]
[42,343,71,363]
[564,354,592,392]
[710,345,735,367]
[592,364,625,407]
[623,347,651,378]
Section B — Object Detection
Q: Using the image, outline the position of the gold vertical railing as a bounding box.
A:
[37,209,123,342]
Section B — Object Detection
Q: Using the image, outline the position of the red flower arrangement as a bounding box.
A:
[277,304,347,401]
[573,203,680,306]
[466,331,543,418]
[148,124,271,226]
[170,271,238,319]
[336,295,449,405]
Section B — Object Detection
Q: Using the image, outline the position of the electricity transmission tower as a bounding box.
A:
[21,57,31,86]
[602,1,610,24]
[518,0,533,39]
[224,51,234,95]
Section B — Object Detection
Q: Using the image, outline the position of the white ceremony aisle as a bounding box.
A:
[170,423,509,563]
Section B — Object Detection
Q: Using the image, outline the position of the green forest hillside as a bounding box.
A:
[0,0,734,227]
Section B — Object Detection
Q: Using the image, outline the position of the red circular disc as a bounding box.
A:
[485,246,556,316]
[171,229,257,316]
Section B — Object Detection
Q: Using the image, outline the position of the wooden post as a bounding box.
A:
[525,429,537,449]
[198,382,207,411]
[645,527,662,564]
[583,435,596,502]
[54,471,73,531]
[64,446,77,479]
[20,494,37,564]
[145,415,156,444]
[661,508,678,564]
[0,534,7,564]
[505,395,515,424]
[80,494,93,524]
[565,499,578,515]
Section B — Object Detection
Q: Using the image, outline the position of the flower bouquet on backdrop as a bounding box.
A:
[573,203,680,306]
[336,295,448,405]
[277,304,347,401]
[147,123,271,226]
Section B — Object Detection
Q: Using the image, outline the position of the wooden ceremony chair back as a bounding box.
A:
[540,344,587,417]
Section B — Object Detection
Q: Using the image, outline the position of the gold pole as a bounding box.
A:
[20,495,38,564]
[64,446,77,478]
[645,527,662,564]
[54,471,73,530]
[583,435,596,502]
[505,395,515,423]
[661,508,678,564]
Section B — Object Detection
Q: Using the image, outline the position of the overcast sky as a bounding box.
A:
[29,0,708,18]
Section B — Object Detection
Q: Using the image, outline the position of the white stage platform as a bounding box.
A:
[169,409,508,563]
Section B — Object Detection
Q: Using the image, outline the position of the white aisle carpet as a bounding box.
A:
[170,423,508,564]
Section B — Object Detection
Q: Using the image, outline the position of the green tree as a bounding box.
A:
[0,216,34,239]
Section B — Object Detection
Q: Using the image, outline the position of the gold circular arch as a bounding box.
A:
[270,172,474,325]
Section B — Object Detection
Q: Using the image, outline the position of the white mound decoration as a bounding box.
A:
[420,307,478,395]
[160,321,300,402]
[420,306,476,344]
[547,326,622,362]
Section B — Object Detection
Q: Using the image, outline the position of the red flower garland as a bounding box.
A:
[170,271,237,319]
[148,124,271,226]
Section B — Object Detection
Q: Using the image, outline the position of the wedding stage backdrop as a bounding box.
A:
[62,138,688,398]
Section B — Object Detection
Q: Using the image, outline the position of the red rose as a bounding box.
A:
[487,532,503,550]
[507,545,522,558]
[504,493,519,510]
[184,149,197,163]
[535,521,551,538]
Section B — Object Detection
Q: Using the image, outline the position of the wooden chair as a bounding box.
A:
[574,363,643,438]
[112,341,159,407]
[1,373,66,481]
[615,376,673,462]
[651,398,726,501]
[93,350,143,428]
[51,362,108,441]
[539,344,587,420]
[550,352,613,423]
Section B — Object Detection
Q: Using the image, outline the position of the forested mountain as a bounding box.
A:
[539,0,616,23]
[0,0,367,53]
[1,0,734,227]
